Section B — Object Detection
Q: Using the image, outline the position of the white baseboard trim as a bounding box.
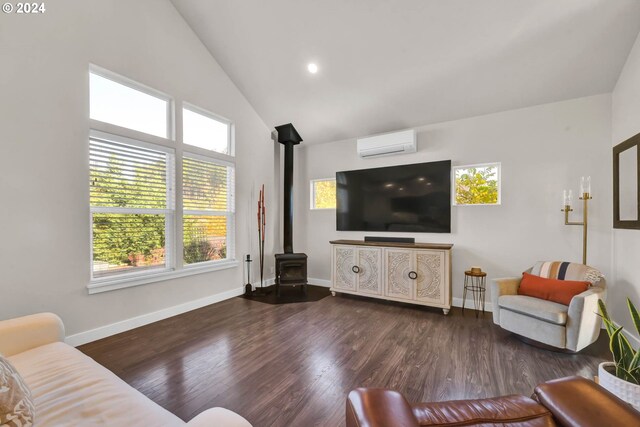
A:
[452,297,493,313]
[308,277,331,287]
[66,286,245,347]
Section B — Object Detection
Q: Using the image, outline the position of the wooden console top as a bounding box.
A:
[329,240,453,250]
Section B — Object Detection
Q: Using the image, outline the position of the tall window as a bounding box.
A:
[89,67,235,292]
[182,105,234,266]
[90,133,174,278]
[183,156,234,265]
[453,163,501,205]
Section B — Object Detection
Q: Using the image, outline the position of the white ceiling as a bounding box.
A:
[171,0,640,144]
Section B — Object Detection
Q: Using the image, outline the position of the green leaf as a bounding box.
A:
[607,323,637,377]
[616,364,640,385]
[627,298,640,338]
[598,299,616,337]
[598,298,611,321]
[629,352,640,373]
[600,315,618,339]
[619,333,636,369]
[610,325,624,366]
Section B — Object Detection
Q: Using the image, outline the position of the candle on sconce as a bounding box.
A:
[562,189,573,209]
[580,176,591,197]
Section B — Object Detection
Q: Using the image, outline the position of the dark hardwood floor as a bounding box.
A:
[79,293,609,426]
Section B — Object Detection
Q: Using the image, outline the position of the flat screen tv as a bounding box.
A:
[336,160,451,233]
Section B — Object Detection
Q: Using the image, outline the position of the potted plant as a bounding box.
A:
[598,298,640,410]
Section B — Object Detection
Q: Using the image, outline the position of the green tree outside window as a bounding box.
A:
[313,179,336,209]
[90,151,168,275]
[454,164,500,205]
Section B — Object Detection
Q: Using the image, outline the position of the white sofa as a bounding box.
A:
[0,313,252,426]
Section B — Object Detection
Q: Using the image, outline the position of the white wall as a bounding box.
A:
[297,95,613,304]
[0,0,278,338]
[612,31,640,336]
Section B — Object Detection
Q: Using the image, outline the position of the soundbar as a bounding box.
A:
[364,236,415,244]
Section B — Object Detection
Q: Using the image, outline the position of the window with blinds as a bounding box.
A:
[89,67,236,290]
[90,133,175,279]
[182,155,235,265]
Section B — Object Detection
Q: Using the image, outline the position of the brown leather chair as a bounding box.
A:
[346,376,640,427]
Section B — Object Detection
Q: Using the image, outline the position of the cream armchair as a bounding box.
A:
[491,265,606,352]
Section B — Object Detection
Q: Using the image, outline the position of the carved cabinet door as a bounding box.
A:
[414,250,446,305]
[355,248,382,295]
[384,249,414,300]
[333,246,357,291]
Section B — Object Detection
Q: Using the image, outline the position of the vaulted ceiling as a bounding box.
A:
[171,0,640,144]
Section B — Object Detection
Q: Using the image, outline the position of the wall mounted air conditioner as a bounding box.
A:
[357,129,417,158]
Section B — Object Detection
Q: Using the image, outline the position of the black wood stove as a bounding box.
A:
[274,123,307,297]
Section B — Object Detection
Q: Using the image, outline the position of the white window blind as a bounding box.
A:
[182,154,235,265]
[90,134,175,279]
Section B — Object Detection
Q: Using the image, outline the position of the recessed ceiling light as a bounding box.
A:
[307,63,318,74]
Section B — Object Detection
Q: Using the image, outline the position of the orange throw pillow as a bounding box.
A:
[518,272,589,306]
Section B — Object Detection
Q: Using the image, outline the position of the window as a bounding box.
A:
[183,105,231,154]
[183,155,235,265]
[453,163,501,205]
[90,132,175,279]
[89,67,236,292]
[90,69,170,138]
[310,178,336,209]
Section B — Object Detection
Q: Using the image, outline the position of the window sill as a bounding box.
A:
[87,259,239,294]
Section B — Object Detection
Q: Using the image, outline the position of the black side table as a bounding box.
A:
[463,270,487,317]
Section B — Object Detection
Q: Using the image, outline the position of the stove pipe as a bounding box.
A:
[274,123,303,254]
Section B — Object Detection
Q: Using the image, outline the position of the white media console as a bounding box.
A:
[330,240,453,314]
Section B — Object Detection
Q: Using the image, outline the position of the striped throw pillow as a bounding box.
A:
[530,261,604,285]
